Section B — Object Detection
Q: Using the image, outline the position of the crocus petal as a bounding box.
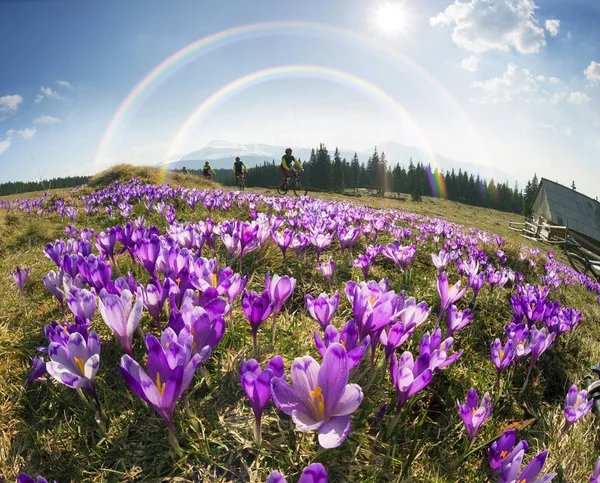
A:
[330,383,363,417]
[318,343,348,417]
[271,377,305,416]
[317,414,351,448]
[298,463,328,483]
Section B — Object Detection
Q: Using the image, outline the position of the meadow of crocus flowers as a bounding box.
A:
[1,171,600,482]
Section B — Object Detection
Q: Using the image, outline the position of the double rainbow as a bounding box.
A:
[94,21,485,197]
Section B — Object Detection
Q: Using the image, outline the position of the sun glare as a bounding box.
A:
[373,2,410,36]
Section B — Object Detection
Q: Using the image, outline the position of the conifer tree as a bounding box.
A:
[332,148,345,192]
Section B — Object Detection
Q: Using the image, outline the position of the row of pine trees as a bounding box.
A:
[0,175,91,197]
[206,144,541,216]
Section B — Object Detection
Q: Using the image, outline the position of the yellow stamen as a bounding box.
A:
[471,407,477,416]
[165,342,170,348]
[369,296,376,307]
[500,350,505,361]
[574,396,582,409]
[340,340,346,348]
[500,450,509,460]
[307,386,325,420]
[211,273,217,287]
[192,342,197,351]
[73,356,85,375]
[62,326,69,334]
[155,372,166,397]
[191,327,195,336]
[176,278,181,287]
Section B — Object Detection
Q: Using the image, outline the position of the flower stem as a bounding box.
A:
[253,331,258,357]
[168,427,182,455]
[254,417,262,446]
[520,365,533,394]
[92,389,107,435]
[271,313,278,346]
[386,411,402,440]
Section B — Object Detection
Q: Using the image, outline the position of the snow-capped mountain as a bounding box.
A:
[166,140,520,186]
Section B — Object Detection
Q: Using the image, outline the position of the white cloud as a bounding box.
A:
[545,19,560,37]
[584,61,600,82]
[33,115,61,126]
[56,80,73,89]
[471,63,539,103]
[536,75,559,83]
[539,124,572,136]
[0,94,24,113]
[472,64,592,105]
[0,138,10,156]
[430,0,547,54]
[7,127,37,140]
[460,56,480,72]
[566,91,591,104]
[34,86,63,103]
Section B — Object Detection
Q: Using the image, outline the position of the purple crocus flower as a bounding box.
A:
[446,305,473,336]
[65,285,97,325]
[240,355,285,444]
[223,272,249,306]
[98,287,143,356]
[242,290,274,353]
[351,247,378,281]
[380,242,417,271]
[178,297,226,355]
[457,388,493,447]
[120,330,210,433]
[46,328,101,393]
[416,329,462,373]
[265,272,296,342]
[43,240,65,267]
[17,474,57,483]
[141,279,178,330]
[135,234,162,278]
[529,326,555,367]
[390,351,433,411]
[469,272,485,299]
[490,338,516,373]
[11,266,29,310]
[271,343,363,448]
[436,272,467,324]
[265,273,295,315]
[317,260,335,288]
[337,226,360,256]
[591,457,600,483]
[431,250,451,273]
[380,320,416,363]
[564,384,593,429]
[488,429,529,473]
[498,450,556,483]
[43,270,64,313]
[271,229,293,262]
[96,227,118,264]
[267,463,328,483]
[397,296,431,327]
[305,292,339,330]
[314,321,370,371]
[309,231,334,262]
[26,355,47,383]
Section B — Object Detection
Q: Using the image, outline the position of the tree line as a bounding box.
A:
[202,144,541,216]
[0,175,91,197]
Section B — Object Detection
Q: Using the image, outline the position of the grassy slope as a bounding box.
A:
[1,174,599,482]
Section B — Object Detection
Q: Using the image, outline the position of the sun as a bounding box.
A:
[372,2,410,36]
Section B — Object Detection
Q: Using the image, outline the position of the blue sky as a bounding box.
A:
[1,0,599,196]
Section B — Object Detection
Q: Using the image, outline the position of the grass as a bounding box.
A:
[1,168,600,482]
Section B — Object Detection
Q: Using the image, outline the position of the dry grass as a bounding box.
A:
[1,178,599,482]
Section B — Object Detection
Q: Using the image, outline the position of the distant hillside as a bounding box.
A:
[0,175,90,197]
[167,140,521,186]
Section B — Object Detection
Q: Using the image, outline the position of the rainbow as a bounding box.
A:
[165,64,444,194]
[425,165,448,199]
[93,21,488,181]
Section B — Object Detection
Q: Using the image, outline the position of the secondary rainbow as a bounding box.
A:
[93,21,488,172]
[165,64,446,196]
